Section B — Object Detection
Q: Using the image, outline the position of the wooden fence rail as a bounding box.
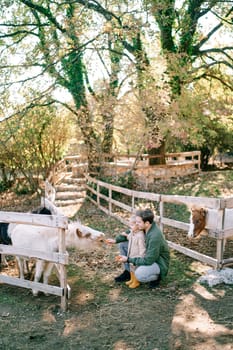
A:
[47,151,201,184]
[85,175,233,269]
[0,198,69,311]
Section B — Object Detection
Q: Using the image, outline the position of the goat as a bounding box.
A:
[8,215,105,296]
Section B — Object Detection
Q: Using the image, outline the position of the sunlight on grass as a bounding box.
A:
[113,340,134,350]
[171,292,233,349]
[63,319,78,336]
[74,291,95,305]
[42,309,56,323]
[108,288,122,302]
[161,170,233,198]
[63,313,93,336]
[193,283,218,300]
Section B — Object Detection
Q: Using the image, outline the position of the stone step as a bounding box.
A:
[55,198,85,207]
[55,184,86,192]
[55,191,86,200]
[62,177,86,185]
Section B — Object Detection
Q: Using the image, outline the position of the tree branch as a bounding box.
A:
[193,72,233,91]
[20,0,66,32]
[193,22,223,52]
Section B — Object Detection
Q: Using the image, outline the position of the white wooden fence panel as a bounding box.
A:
[0,200,69,310]
[0,211,67,229]
[0,244,69,264]
[224,208,233,229]
[161,194,221,209]
[0,275,63,296]
[167,241,218,268]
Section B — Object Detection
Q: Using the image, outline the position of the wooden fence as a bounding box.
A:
[47,151,200,185]
[86,175,233,269]
[0,198,69,311]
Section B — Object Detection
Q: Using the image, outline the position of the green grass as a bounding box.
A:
[153,170,233,198]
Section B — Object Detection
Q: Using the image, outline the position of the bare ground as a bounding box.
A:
[0,171,233,350]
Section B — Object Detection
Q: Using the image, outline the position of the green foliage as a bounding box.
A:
[0,105,73,191]
[164,202,190,222]
[100,171,136,190]
[165,82,233,168]
[0,0,232,170]
[13,181,32,195]
[0,181,9,193]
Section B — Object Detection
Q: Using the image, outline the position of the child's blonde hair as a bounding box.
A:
[129,214,137,225]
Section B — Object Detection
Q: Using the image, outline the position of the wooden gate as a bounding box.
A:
[0,198,69,310]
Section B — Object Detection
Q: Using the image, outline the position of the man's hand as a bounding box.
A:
[115,255,127,263]
[105,238,116,245]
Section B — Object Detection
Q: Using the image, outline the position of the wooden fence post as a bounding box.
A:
[59,227,67,311]
[109,188,112,215]
[97,183,100,207]
[132,194,135,211]
[159,201,164,232]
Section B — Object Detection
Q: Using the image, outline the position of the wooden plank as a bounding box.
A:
[109,188,112,215]
[166,151,200,157]
[107,184,133,195]
[59,227,67,311]
[208,228,233,239]
[0,211,68,229]
[161,194,221,209]
[222,258,233,267]
[98,192,110,201]
[110,198,132,212]
[0,244,69,264]
[86,195,98,206]
[41,197,65,216]
[207,230,223,239]
[86,175,98,184]
[132,191,160,201]
[162,218,189,231]
[167,240,218,267]
[87,177,160,201]
[0,275,63,296]
[95,179,112,189]
[98,205,109,215]
[222,228,233,238]
[222,197,233,209]
[86,184,97,195]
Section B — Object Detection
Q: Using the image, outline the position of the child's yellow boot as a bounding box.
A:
[128,273,140,289]
[125,271,134,285]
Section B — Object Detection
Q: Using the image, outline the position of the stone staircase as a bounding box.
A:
[54,174,86,215]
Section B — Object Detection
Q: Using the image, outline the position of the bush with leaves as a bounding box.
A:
[0,106,73,192]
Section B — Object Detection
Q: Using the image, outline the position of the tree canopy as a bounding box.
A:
[0,0,232,179]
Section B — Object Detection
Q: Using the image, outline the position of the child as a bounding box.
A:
[107,215,146,289]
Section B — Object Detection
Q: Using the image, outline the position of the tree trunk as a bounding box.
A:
[101,112,114,162]
[148,141,166,165]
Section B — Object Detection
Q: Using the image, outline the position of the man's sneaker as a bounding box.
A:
[148,275,161,289]
[115,270,130,282]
